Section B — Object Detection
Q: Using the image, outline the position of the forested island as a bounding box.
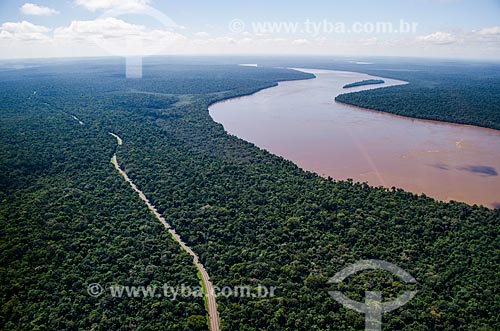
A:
[298,59,500,131]
[343,79,384,88]
[1,57,499,331]
[234,57,500,130]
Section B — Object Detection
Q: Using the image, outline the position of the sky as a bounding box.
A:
[0,0,499,60]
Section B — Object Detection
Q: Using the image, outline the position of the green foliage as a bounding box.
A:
[242,57,500,130]
[334,61,500,130]
[343,79,384,88]
[187,315,207,330]
[1,57,499,331]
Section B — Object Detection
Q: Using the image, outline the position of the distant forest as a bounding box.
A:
[330,60,500,130]
[1,57,499,330]
[235,57,500,130]
[343,79,384,88]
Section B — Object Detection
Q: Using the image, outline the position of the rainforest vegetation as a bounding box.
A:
[230,57,500,130]
[1,57,499,330]
[299,58,500,130]
[343,79,384,88]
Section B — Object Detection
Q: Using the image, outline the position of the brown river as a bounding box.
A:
[209,69,500,209]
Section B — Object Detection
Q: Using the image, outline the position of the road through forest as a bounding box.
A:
[109,132,220,331]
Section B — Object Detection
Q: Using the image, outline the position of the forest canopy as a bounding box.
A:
[343,79,385,88]
[1,57,499,330]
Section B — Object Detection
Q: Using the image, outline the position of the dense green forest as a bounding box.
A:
[0,71,209,330]
[343,79,384,89]
[1,57,500,330]
[217,57,500,130]
[268,57,500,130]
[221,57,500,130]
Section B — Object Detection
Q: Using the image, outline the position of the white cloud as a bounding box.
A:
[75,0,150,12]
[261,38,288,43]
[478,26,500,35]
[20,3,59,16]
[54,18,186,56]
[417,32,456,45]
[194,31,210,37]
[196,36,237,45]
[240,37,253,44]
[0,21,51,41]
[360,37,379,46]
[2,19,500,60]
[55,17,145,39]
[291,39,310,45]
[1,21,50,33]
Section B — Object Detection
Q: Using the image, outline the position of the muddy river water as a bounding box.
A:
[209,69,500,209]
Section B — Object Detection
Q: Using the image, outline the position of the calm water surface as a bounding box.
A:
[209,69,500,208]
